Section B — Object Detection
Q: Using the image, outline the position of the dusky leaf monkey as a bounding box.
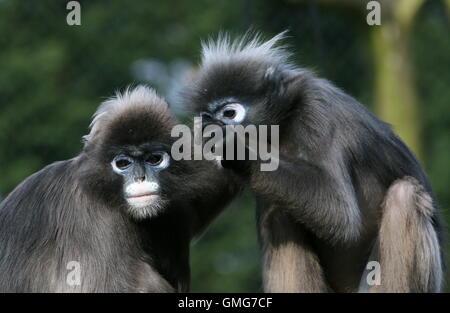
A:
[0,86,240,292]
[184,32,445,292]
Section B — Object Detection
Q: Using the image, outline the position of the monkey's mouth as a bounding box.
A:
[202,119,225,131]
[126,193,159,206]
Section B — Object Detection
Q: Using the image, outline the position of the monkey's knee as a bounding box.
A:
[373,177,443,292]
[384,176,435,219]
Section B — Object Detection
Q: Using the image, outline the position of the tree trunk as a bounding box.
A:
[371,0,425,159]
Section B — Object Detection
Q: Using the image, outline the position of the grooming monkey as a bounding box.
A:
[184,33,444,292]
[0,86,240,292]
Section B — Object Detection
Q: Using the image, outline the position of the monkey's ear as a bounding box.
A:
[263,66,287,98]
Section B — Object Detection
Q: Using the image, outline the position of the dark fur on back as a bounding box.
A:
[0,86,240,292]
[184,32,445,292]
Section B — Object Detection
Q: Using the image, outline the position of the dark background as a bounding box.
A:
[0,0,448,292]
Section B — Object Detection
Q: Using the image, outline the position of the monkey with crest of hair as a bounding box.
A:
[184,32,445,292]
[0,86,240,292]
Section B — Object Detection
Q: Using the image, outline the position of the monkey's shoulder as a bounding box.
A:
[0,158,80,217]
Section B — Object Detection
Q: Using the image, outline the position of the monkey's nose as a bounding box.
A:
[201,112,224,129]
[136,176,146,183]
[200,112,213,121]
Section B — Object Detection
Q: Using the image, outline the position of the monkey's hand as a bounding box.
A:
[220,135,255,177]
[220,156,252,177]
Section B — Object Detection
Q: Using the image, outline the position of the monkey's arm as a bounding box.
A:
[188,161,242,239]
[250,158,362,244]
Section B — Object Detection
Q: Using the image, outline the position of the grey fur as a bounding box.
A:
[185,32,445,292]
[0,86,240,292]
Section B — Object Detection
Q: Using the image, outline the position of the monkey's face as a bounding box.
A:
[82,93,190,220]
[87,135,193,221]
[191,61,287,130]
[109,143,171,220]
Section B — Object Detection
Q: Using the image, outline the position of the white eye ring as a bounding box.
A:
[221,103,246,123]
[111,155,133,174]
[151,152,170,170]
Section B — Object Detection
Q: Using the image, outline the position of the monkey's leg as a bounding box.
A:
[362,177,443,292]
[259,204,330,293]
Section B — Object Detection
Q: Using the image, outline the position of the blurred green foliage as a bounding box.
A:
[0,0,448,292]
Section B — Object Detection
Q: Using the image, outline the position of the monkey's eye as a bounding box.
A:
[223,108,236,119]
[220,103,246,123]
[146,153,163,165]
[146,151,170,169]
[111,156,133,173]
[116,159,131,169]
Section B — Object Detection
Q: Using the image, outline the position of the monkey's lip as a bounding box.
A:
[126,193,159,202]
